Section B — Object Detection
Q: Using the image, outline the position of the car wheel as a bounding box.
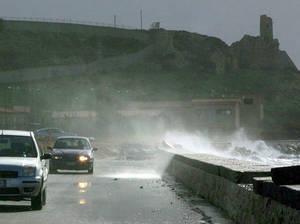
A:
[42,188,47,206]
[31,189,44,210]
[49,162,57,174]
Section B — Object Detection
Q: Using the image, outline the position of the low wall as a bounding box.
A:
[165,152,300,224]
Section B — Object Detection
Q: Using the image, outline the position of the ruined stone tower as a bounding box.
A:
[260,15,273,41]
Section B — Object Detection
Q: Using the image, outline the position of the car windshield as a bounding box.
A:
[0,136,37,158]
[54,138,90,150]
[49,129,63,134]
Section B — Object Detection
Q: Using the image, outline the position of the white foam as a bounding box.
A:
[163,129,300,166]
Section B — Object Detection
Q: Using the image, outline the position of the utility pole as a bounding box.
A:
[114,15,116,28]
[140,9,143,30]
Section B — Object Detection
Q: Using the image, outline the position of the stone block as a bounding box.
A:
[271,165,300,185]
[166,153,300,224]
[253,177,300,210]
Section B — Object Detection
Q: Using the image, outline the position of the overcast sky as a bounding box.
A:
[0,0,299,68]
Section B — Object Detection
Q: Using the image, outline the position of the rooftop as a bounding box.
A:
[1,130,32,137]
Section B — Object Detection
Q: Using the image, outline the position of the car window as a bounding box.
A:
[50,129,63,134]
[36,130,46,135]
[54,138,90,150]
[0,136,37,158]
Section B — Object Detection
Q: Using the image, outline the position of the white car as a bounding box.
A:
[0,130,51,210]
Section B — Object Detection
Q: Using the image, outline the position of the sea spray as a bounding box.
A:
[163,129,300,166]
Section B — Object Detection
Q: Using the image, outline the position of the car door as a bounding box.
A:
[33,135,49,183]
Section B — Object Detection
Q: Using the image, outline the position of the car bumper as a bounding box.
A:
[51,160,93,171]
[0,176,42,200]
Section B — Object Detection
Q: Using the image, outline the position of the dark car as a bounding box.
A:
[50,136,97,174]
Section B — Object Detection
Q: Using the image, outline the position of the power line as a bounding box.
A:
[114,15,117,28]
[140,9,143,30]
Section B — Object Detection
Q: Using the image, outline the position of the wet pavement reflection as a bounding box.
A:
[76,180,91,205]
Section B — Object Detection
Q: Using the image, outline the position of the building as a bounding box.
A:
[0,106,31,129]
[117,96,263,135]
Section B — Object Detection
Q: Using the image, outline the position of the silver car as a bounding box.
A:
[50,136,97,174]
[0,130,51,210]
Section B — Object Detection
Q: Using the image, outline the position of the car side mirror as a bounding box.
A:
[41,153,52,160]
[93,147,98,151]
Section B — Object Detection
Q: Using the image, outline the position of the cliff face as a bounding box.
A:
[168,31,297,74]
[219,14,297,72]
[232,35,275,70]
[168,15,297,74]
[228,15,297,71]
[230,35,297,71]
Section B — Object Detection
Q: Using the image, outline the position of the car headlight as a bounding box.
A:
[53,155,62,160]
[78,155,89,162]
[22,166,36,177]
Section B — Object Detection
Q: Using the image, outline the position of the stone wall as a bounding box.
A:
[165,152,300,224]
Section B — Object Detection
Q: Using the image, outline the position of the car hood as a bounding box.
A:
[0,157,38,167]
[52,149,91,156]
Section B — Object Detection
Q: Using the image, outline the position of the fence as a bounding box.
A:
[1,16,138,30]
[1,16,189,32]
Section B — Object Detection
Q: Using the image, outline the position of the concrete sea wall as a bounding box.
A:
[165,153,300,224]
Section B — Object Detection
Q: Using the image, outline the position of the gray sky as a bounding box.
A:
[1,0,299,68]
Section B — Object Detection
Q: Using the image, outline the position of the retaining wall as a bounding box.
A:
[165,152,300,224]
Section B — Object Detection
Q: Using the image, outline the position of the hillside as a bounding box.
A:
[0,17,297,74]
[0,18,299,137]
[0,20,149,71]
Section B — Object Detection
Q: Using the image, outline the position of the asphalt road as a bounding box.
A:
[0,146,233,224]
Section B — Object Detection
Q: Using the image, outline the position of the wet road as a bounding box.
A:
[0,148,233,224]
